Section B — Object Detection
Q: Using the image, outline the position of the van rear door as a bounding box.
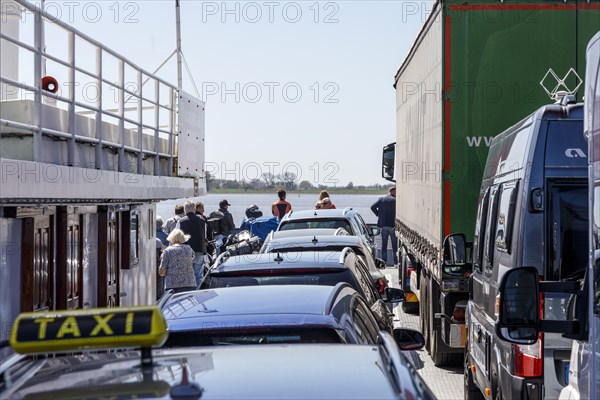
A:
[543,118,588,398]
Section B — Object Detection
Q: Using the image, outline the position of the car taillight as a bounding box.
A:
[376,278,387,294]
[514,286,544,378]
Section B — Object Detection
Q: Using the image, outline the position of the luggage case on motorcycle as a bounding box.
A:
[240,216,279,241]
[226,235,262,256]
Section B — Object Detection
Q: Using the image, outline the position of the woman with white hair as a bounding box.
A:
[158,228,197,293]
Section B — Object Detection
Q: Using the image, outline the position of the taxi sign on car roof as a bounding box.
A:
[9,306,167,354]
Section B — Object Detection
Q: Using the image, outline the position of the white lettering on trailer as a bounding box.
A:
[466,136,494,147]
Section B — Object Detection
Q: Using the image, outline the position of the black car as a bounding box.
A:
[1,306,434,400]
[161,284,419,346]
[260,233,390,298]
[199,249,404,331]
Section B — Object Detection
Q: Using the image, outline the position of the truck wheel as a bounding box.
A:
[464,348,484,400]
[431,329,462,366]
[398,251,407,286]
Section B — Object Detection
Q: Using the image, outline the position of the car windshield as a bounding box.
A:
[279,219,353,232]
[208,270,359,291]
[163,328,342,347]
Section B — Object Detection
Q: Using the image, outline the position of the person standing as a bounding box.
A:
[272,188,292,219]
[195,201,213,241]
[159,229,197,293]
[155,216,169,299]
[177,201,207,287]
[156,216,169,247]
[218,199,235,236]
[370,187,398,266]
[319,190,336,209]
[164,204,185,234]
[321,197,333,209]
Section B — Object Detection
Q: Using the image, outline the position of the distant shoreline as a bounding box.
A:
[206,189,388,195]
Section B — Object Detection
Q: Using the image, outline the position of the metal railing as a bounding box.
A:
[0,0,179,176]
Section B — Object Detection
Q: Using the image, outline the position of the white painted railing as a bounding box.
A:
[0,0,179,176]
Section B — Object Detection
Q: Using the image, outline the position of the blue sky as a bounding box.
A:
[17,0,431,185]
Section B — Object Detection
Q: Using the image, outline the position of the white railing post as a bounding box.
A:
[168,90,176,176]
[33,7,43,162]
[154,81,160,176]
[67,31,76,166]
[95,47,103,170]
[137,69,143,174]
[118,60,125,172]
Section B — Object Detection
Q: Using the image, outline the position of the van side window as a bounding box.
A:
[495,182,518,254]
[484,188,500,276]
[473,189,490,273]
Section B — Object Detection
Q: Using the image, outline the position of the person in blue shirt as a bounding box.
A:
[371,187,398,266]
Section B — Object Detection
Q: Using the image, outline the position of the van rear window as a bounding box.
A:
[545,120,586,167]
[548,185,588,281]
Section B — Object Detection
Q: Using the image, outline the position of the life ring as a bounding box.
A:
[41,76,59,93]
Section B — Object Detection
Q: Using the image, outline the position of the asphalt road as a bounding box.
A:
[384,267,464,400]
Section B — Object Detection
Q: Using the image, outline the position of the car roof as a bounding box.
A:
[3,344,417,399]
[281,208,355,221]
[263,235,364,253]
[267,228,348,240]
[214,250,351,274]
[163,285,356,332]
[163,285,339,319]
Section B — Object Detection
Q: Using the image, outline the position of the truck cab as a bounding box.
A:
[450,96,588,399]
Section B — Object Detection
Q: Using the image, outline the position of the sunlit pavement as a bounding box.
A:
[385,267,464,400]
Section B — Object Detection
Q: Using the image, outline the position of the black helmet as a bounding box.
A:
[245,205,263,219]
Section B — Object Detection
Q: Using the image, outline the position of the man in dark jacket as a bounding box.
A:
[218,199,235,236]
[177,201,207,287]
[371,187,398,266]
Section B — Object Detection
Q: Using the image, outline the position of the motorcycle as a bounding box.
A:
[203,230,263,277]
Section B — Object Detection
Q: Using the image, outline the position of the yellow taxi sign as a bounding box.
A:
[10,306,167,354]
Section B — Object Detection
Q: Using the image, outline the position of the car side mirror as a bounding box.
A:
[442,233,467,265]
[375,258,387,269]
[382,143,396,182]
[385,287,405,303]
[495,267,540,345]
[370,227,381,237]
[392,328,425,351]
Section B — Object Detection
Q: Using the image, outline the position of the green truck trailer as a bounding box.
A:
[382,0,600,366]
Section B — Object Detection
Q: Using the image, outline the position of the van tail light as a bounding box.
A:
[514,286,544,378]
[513,334,543,377]
[376,278,387,294]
